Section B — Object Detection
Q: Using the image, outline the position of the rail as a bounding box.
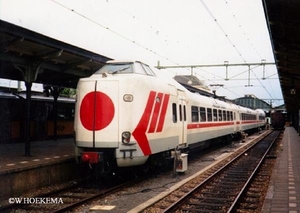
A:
[163,130,280,212]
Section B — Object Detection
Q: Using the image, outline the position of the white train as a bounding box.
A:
[74,61,265,172]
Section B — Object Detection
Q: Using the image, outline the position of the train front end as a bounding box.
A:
[74,61,158,173]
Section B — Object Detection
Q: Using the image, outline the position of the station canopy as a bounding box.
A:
[263,0,300,113]
[0,20,112,88]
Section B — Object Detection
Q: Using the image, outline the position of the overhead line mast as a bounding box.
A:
[156,61,275,69]
[156,61,276,84]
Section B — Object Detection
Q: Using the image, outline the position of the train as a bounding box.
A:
[74,60,266,174]
[0,92,75,143]
[270,110,286,130]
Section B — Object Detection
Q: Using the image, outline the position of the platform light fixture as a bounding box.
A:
[290,88,296,95]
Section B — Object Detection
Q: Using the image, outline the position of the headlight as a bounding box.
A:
[122,131,131,143]
[123,94,133,102]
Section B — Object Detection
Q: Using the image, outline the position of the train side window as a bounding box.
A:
[207,108,212,121]
[227,111,230,121]
[230,112,233,121]
[183,105,186,121]
[172,103,177,123]
[223,110,227,121]
[179,104,182,121]
[191,106,199,122]
[141,63,156,76]
[200,107,206,122]
[218,110,222,121]
[134,62,147,75]
[213,109,218,121]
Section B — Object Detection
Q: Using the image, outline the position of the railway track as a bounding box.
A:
[1,177,138,213]
[140,130,281,212]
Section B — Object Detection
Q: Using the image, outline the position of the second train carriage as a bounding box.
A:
[74,61,265,171]
[271,110,286,130]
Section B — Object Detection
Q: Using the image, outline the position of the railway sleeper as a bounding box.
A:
[181,208,223,213]
[239,202,259,210]
[246,192,261,198]
[191,196,233,203]
[184,201,226,209]
[200,191,236,197]
[215,179,245,184]
[209,184,244,190]
[203,185,238,191]
[224,174,251,178]
[214,180,246,184]
[243,197,260,203]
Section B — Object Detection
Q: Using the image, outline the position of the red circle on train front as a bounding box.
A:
[80,91,115,131]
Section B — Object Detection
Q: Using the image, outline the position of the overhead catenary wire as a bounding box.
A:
[49,0,282,104]
[50,0,182,67]
[223,0,264,60]
[198,0,247,63]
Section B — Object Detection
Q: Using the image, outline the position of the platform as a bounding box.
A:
[262,127,300,212]
[0,138,74,174]
[0,138,76,201]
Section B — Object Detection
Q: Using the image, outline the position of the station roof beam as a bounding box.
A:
[0,20,112,88]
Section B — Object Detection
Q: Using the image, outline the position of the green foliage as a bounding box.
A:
[60,87,76,98]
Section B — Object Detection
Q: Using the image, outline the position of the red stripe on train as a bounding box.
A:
[132,91,156,156]
[132,91,170,156]
[187,122,234,129]
[156,94,170,132]
[148,93,163,133]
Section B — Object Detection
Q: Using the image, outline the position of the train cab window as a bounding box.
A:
[134,62,156,76]
[213,109,218,121]
[140,63,156,76]
[223,110,227,121]
[191,106,199,122]
[218,110,222,121]
[95,63,134,74]
[172,103,177,123]
[200,107,206,122]
[207,108,212,121]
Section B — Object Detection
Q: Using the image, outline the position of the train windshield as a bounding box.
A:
[95,63,134,74]
[95,61,156,76]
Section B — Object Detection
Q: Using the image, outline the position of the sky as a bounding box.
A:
[0,0,284,106]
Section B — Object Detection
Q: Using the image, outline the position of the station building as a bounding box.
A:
[234,94,272,111]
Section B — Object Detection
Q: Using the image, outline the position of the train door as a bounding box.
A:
[178,90,187,145]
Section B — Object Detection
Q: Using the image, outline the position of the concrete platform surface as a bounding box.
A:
[0,138,74,174]
[262,127,300,212]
